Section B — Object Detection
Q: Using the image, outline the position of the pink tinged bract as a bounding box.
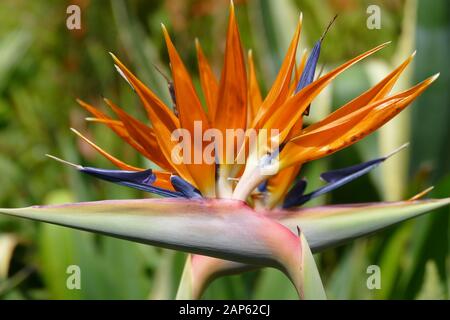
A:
[1,197,449,299]
[174,198,450,298]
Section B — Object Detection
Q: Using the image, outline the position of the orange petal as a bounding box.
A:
[87,117,158,163]
[288,49,308,96]
[78,99,156,164]
[236,41,304,163]
[214,2,247,151]
[195,39,219,123]
[303,52,415,135]
[71,127,173,191]
[111,55,198,186]
[292,70,433,146]
[288,96,405,149]
[331,74,437,151]
[85,117,123,127]
[153,171,174,190]
[280,74,438,169]
[252,15,302,128]
[138,95,195,185]
[78,99,130,138]
[267,164,302,208]
[103,98,175,172]
[162,25,210,132]
[247,49,263,125]
[110,53,180,132]
[162,26,215,196]
[77,98,109,120]
[262,42,390,144]
[267,116,304,206]
[284,109,305,142]
[70,128,143,171]
[267,117,304,207]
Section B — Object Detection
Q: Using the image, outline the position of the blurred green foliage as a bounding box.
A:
[0,0,448,299]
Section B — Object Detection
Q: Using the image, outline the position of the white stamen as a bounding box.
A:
[113,64,134,91]
[45,154,82,169]
[384,142,410,159]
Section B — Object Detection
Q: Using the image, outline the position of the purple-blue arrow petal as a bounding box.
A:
[320,158,384,183]
[282,178,308,208]
[170,175,203,199]
[80,167,184,198]
[257,180,269,192]
[295,40,321,94]
[82,167,156,184]
[294,15,337,116]
[282,143,409,208]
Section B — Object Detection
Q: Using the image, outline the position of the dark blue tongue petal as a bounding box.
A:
[295,40,321,94]
[282,144,409,208]
[320,158,384,183]
[257,180,269,192]
[80,167,156,184]
[45,155,184,198]
[294,15,337,115]
[80,167,183,198]
[170,175,203,199]
[282,178,308,208]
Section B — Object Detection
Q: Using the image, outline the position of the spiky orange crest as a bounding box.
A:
[74,3,437,207]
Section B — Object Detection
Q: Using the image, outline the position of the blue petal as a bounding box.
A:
[282,152,399,208]
[295,40,321,93]
[291,161,381,207]
[170,175,203,199]
[320,158,384,183]
[282,179,308,208]
[257,180,269,192]
[81,167,156,184]
[294,15,337,115]
[80,167,184,198]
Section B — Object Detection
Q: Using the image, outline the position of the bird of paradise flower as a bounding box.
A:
[1,3,449,299]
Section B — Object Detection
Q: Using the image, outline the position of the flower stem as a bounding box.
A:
[176,254,230,299]
[176,254,255,299]
[279,231,327,300]
[176,255,204,300]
